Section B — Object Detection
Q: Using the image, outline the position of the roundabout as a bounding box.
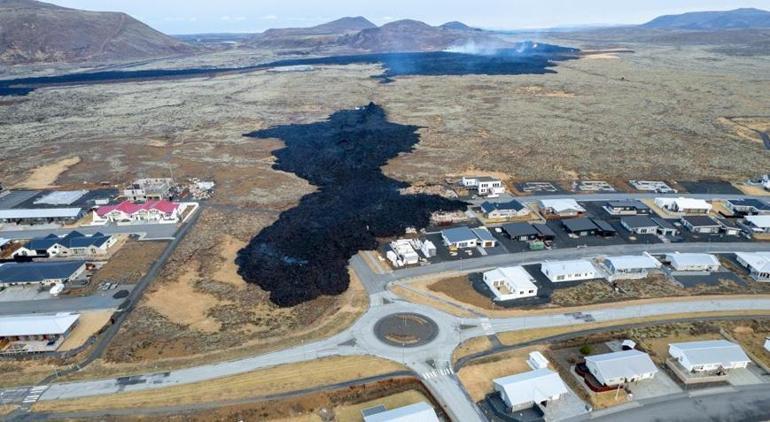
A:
[373,312,440,348]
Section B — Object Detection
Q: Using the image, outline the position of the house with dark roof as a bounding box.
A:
[480,200,530,219]
[681,216,721,234]
[0,261,86,286]
[603,200,651,216]
[718,218,742,236]
[562,218,599,236]
[533,224,556,241]
[621,216,659,235]
[592,219,617,237]
[502,223,540,241]
[13,231,116,258]
[723,199,770,216]
[652,218,679,236]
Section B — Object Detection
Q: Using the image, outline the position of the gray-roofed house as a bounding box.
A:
[669,340,751,373]
[652,217,679,236]
[604,200,651,216]
[0,261,86,286]
[441,226,478,249]
[681,216,721,234]
[585,349,658,387]
[562,218,599,236]
[724,199,770,216]
[0,208,84,225]
[472,227,498,248]
[502,223,540,241]
[620,216,659,235]
[480,200,530,219]
[534,223,556,241]
[13,231,116,258]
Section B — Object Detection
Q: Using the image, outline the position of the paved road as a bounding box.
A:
[0,223,178,241]
[475,192,768,205]
[0,294,124,315]
[583,384,770,422]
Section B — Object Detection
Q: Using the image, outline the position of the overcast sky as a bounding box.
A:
[45,0,770,34]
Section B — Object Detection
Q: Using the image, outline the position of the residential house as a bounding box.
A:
[718,219,742,236]
[533,224,556,241]
[483,266,538,301]
[493,368,568,411]
[681,216,721,234]
[13,231,116,258]
[461,176,505,197]
[666,253,721,272]
[743,215,770,233]
[502,223,540,241]
[541,260,598,283]
[123,178,174,202]
[0,313,80,353]
[362,402,439,422]
[604,254,661,279]
[655,197,712,215]
[0,208,84,225]
[652,217,679,236]
[585,350,658,387]
[669,340,751,373]
[472,227,497,248]
[562,218,599,236]
[735,252,770,281]
[93,200,181,225]
[539,199,586,219]
[723,199,770,216]
[441,226,478,249]
[621,216,659,235]
[0,261,86,286]
[480,200,530,219]
[603,200,651,216]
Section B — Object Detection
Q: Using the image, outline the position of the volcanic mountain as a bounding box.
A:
[250,16,377,48]
[0,0,193,64]
[643,8,770,30]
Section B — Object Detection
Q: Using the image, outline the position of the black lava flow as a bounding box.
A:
[0,42,579,96]
[236,103,466,307]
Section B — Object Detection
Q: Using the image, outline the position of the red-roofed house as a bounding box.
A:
[93,200,181,225]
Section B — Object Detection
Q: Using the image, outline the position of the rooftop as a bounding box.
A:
[441,226,477,244]
[736,252,770,272]
[0,208,83,220]
[494,368,568,407]
[540,198,585,213]
[605,254,661,271]
[666,253,720,268]
[669,340,750,366]
[502,222,539,237]
[0,261,85,284]
[746,215,770,228]
[682,215,720,227]
[96,200,179,217]
[485,266,537,291]
[471,227,496,242]
[541,259,596,276]
[586,349,658,380]
[480,200,525,213]
[607,200,650,209]
[0,313,80,337]
[621,215,658,229]
[727,198,770,211]
[363,402,439,422]
[26,231,111,251]
[562,218,599,232]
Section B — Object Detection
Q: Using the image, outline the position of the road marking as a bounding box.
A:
[480,318,495,335]
[21,385,48,405]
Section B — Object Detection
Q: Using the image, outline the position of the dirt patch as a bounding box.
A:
[14,156,81,189]
[211,235,247,288]
[719,116,770,144]
[428,275,500,311]
[58,311,114,351]
[89,240,168,286]
[453,336,494,364]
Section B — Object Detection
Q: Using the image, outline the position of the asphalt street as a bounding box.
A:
[0,223,178,241]
[0,294,124,316]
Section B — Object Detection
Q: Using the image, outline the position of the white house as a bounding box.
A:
[666,253,721,272]
[735,252,770,281]
[585,349,658,387]
[441,226,478,249]
[669,340,751,373]
[388,240,419,267]
[744,215,770,233]
[541,260,597,283]
[539,199,586,218]
[655,197,712,215]
[363,402,439,422]
[603,254,661,279]
[472,227,498,248]
[93,200,182,225]
[483,266,538,301]
[462,176,505,197]
[493,368,569,411]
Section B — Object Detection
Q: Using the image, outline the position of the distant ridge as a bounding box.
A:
[0,0,193,64]
[643,8,770,30]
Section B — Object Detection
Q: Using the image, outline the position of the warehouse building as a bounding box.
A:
[0,208,85,225]
[585,350,658,387]
[669,340,751,373]
[0,313,80,354]
[493,368,569,411]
